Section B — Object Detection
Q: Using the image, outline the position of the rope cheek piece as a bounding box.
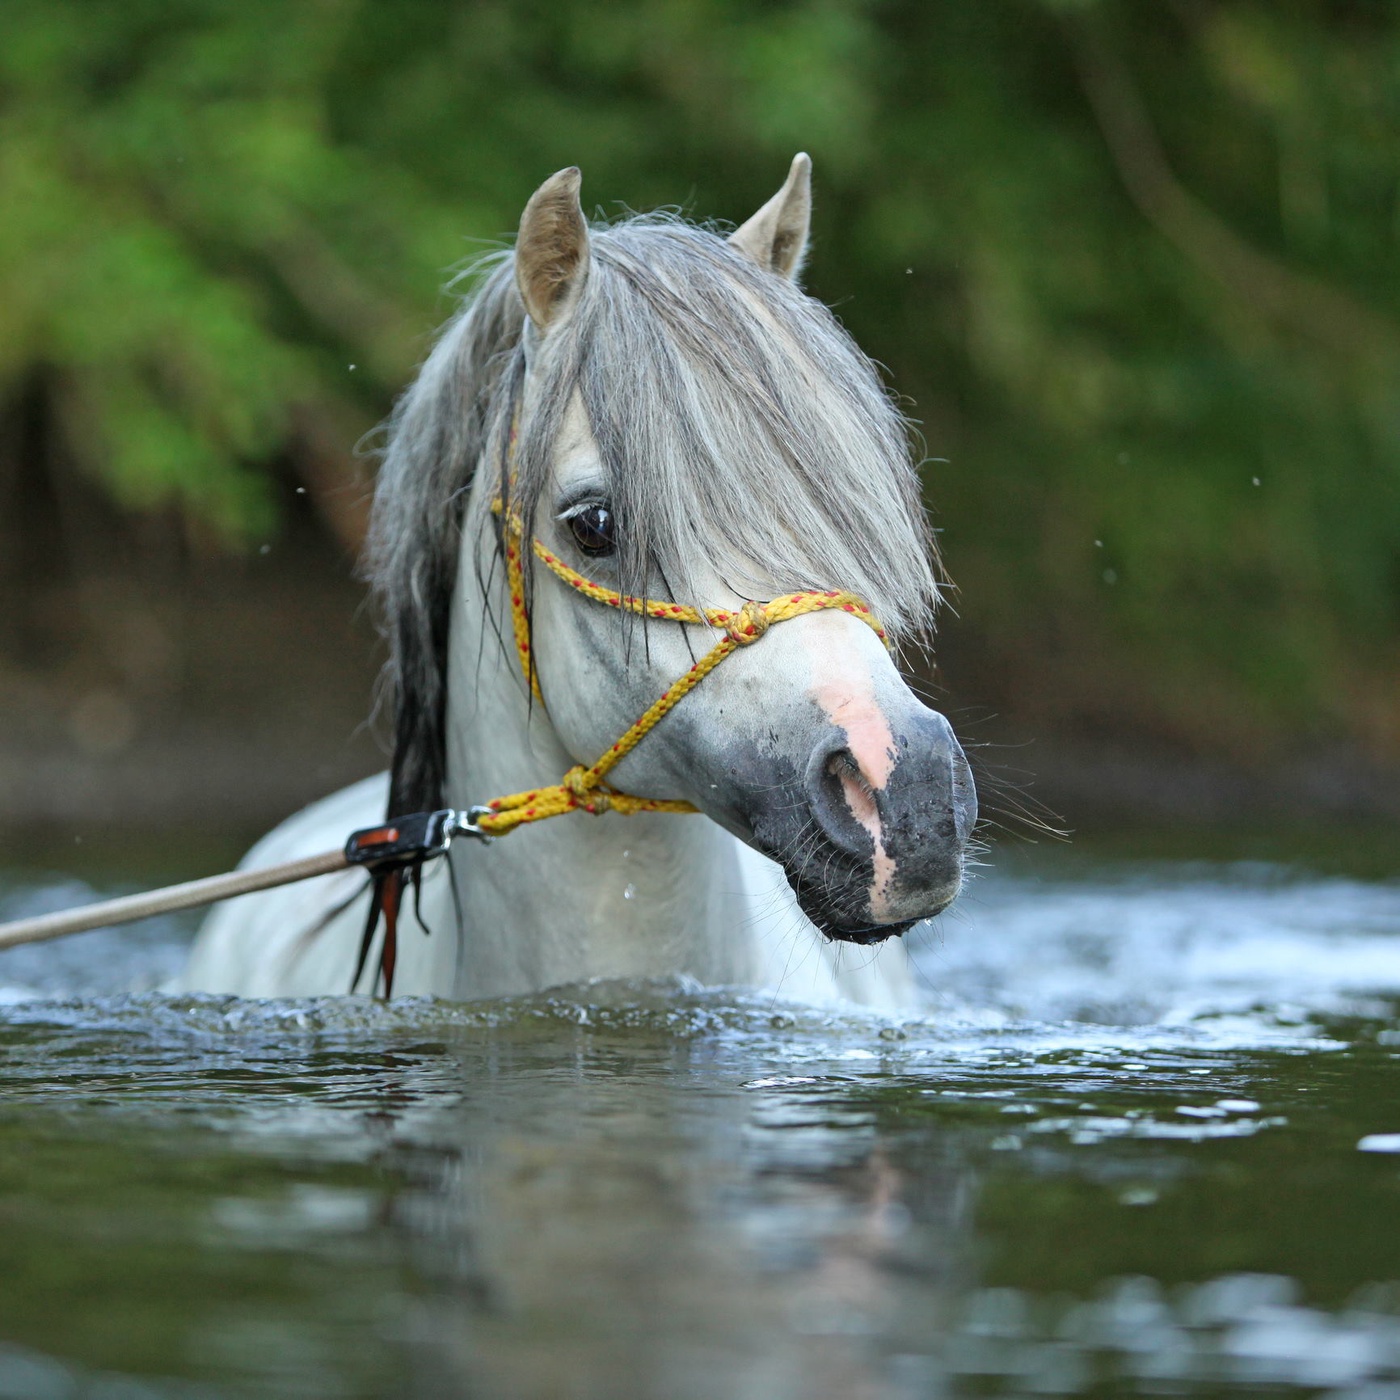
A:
[477,495,888,836]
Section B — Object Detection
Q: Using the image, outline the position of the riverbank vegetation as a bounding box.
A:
[1,0,1396,787]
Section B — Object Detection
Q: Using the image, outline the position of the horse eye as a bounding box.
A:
[567,503,616,557]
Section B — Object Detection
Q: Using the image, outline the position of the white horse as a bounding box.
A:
[182,157,977,1008]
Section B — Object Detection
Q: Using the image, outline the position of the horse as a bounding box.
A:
[181,156,977,1008]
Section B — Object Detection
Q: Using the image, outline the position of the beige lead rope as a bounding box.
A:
[0,810,465,952]
[0,849,350,953]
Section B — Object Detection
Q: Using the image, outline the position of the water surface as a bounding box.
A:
[2,836,1400,1398]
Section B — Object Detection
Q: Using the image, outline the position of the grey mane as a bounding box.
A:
[365,215,942,816]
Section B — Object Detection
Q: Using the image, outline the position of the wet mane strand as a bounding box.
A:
[366,215,941,815]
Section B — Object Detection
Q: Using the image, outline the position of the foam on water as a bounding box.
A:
[910,861,1400,1033]
[6,858,1400,1041]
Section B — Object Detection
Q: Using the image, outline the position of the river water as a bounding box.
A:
[2,834,1400,1399]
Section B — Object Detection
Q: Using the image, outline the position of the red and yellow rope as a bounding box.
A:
[476,493,886,838]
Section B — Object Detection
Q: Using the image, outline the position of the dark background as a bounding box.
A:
[2,0,1397,848]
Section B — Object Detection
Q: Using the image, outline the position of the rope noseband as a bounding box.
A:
[476,495,887,837]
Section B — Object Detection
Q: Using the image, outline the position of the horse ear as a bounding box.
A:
[516,167,590,331]
[729,153,812,281]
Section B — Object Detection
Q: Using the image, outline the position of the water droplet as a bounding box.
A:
[622,883,636,901]
[259,544,271,555]
[348,363,357,371]
[1252,476,1261,486]
[621,849,631,860]
[1102,568,1118,584]
[295,486,306,495]
[1094,539,1103,548]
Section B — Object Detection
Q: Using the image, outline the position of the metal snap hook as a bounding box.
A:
[449,807,496,844]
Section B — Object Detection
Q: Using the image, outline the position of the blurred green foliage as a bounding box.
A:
[1,0,1396,753]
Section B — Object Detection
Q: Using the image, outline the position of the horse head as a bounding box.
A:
[484,161,977,944]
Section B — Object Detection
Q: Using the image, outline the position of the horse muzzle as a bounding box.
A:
[737,707,977,944]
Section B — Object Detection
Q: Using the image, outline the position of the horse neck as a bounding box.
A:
[439,520,755,1000]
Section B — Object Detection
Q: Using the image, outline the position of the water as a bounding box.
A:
[2,838,1400,1398]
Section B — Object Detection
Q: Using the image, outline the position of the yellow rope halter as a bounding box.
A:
[473,489,887,839]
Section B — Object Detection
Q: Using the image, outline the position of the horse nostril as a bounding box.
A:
[826,750,878,829]
[805,742,881,857]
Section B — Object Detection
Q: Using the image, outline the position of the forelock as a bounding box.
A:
[510,217,940,648]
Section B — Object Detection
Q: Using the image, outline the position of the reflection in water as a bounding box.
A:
[401,1043,952,1399]
[0,856,1398,1397]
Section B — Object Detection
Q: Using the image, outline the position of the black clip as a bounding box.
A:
[344,808,493,873]
[345,810,453,872]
